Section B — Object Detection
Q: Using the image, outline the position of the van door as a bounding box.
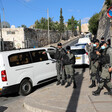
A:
[8,52,33,86]
[30,49,54,85]
[47,48,57,77]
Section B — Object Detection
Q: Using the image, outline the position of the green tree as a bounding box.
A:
[78,20,81,34]
[67,16,78,36]
[21,24,27,28]
[59,8,64,40]
[88,13,100,35]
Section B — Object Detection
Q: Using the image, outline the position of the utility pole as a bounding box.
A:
[3,8,5,22]
[47,8,50,45]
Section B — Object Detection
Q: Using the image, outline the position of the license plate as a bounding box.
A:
[76,57,81,59]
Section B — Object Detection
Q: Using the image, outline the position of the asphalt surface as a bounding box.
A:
[0,37,87,106]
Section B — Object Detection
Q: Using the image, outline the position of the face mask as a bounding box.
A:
[101,46,105,49]
[93,44,96,47]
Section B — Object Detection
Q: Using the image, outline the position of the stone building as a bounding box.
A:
[1,26,73,50]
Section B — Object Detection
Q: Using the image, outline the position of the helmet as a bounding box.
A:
[66,46,71,50]
[94,39,99,43]
[57,43,62,46]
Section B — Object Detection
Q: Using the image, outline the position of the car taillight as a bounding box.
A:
[86,52,88,55]
[1,70,7,81]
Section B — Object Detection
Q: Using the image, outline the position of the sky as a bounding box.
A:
[0,0,105,27]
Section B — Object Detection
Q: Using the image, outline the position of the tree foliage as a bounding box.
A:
[88,13,100,35]
[21,24,27,28]
[59,8,64,33]
[67,16,78,32]
[78,20,81,34]
[35,17,59,31]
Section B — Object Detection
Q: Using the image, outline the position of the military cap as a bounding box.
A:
[57,43,62,46]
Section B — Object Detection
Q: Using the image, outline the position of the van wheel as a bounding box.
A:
[19,79,32,96]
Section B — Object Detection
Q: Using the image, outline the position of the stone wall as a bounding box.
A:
[97,4,110,40]
[24,28,73,47]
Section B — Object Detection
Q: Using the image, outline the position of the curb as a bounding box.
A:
[23,102,53,112]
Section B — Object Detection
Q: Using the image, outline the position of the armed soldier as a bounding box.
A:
[92,42,112,96]
[43,43,66,86]
[89,39,100,88]
[63,46,76,88]
[54,43,67,85]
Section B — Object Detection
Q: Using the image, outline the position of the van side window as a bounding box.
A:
[9,52,31,67]
[48,48,55,59]
[30,50,48,62]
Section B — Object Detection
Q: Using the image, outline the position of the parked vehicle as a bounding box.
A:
[78,37,91,44]
[0,47,56,96]
[71,45,89,65]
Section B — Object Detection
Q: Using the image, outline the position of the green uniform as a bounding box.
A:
[90,46,100,81]
[45,48,66,82]
[65,52,74,84]
[99,47,112,89]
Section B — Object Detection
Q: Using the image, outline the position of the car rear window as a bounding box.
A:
[71,49,86,55]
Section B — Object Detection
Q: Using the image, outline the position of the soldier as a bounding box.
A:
[55,43,67,85]
[89,39,100,88]
[92,42,112,96]
[43,43,66,86]
[100,36,105,47]
[106,38,111,48]
[64,46,76,88]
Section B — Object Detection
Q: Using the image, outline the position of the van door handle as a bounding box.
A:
[46,63,49,65]
[52,61,55,63]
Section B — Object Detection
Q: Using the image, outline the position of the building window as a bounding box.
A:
[7,31,15,34]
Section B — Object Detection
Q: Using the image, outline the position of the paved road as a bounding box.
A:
[0,37,88,106]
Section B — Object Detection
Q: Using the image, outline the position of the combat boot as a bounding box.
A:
[61,80,65,86]
[73,81,77,89]
[89,80,96,88]
[104,85,112,95]
[92,87,102,96]
[56,81,61,85]
[65,82,71,88]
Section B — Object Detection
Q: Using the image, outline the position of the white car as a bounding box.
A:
[78,37,91,44]
[71,45,89,65]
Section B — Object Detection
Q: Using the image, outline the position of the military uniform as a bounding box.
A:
[65,53,74,84]
[93,47,112,96]
[45,45,66,85]
[89,46,100,88]
[55,48,66,84]
[64,46,76,88]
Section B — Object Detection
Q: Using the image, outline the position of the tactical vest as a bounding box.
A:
[99,48,110,66]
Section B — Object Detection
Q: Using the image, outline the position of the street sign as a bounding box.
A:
[107,7,112,18]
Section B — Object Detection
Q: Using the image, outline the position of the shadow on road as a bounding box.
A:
[66,65,86,112]
[0,106,8,112]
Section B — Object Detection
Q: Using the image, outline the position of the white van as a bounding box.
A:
[0,47,57,96]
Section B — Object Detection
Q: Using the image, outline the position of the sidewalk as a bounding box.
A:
[23,69,112,112]
[3,67,112,112]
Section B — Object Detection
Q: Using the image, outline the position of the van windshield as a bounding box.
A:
[71,49,86,55]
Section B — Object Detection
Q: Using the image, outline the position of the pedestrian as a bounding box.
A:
[89,39,100,88]
[92,42,112,96]
[64,46,76,88]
